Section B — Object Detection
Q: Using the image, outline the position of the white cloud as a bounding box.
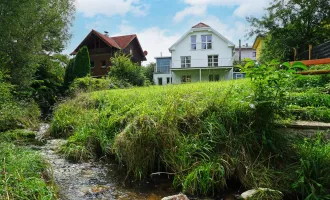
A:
[113,21,180,65]
[174,5,207,23]
[75,0,149,17]
[174,0,270,22]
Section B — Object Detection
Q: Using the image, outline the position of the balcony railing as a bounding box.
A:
[171,57,234,68]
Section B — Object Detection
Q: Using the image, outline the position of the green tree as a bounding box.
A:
[73,46,91,78]
[247,0,330,62]
[143,62,155,84]
[64,58,75,88]
[110,52,145,86]
[31,54,68,114]
[0,0,75,88]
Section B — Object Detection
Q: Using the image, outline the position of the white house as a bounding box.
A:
[234,44,256,61]
[168,22,235,84]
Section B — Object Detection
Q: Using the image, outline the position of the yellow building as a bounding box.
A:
[252,35,265,60]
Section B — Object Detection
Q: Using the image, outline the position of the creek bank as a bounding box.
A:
[36,123,177,200]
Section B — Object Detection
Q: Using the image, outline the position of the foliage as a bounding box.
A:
[292,133,330,199]
[64,58,75,89]
[73,46,90,79]
[0,129,43,146]
[31,54,68,114]
[0,0,75,88]
[247,0,330,62]
[0,71,40,132]
[68,76,132,95]
[0,143,57,199]
[142,62,155,84]
[109,52,146,86]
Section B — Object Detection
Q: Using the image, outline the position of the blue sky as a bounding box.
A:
[66,0,270,64]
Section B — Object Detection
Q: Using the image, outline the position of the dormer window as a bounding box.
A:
[191,35,196,50]
[202,35,212,49]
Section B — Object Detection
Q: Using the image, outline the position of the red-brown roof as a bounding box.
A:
[111,34,137,49]
[192,22,210,28]
[92,30,120,49]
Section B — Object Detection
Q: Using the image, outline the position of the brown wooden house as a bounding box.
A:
[71,29,147,77]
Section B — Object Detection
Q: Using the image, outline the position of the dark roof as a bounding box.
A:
[93,30,120,48]
[71,30,146,61]
[192,22,210,28]
[111,34,137,49]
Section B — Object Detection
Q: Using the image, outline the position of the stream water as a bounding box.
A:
[35,124,177,200]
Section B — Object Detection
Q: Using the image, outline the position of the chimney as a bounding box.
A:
[161,52,162,57]
[246,43,248,48]
[104,31,109,37]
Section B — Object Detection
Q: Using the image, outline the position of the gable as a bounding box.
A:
[169,26,235,51]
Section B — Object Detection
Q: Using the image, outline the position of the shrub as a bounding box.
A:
[109,52,146,86]
[64,58,75,88]
[68,76,132,95]
[73,46,90,79]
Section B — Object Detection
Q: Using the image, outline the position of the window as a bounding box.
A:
[90,61,94,69]
[191,35,197,50]
[181,75,192,83]
[181,56,191,68]
[101,60,106,68]
[215,75,220,81]
[167,77,170,84]
[208,55,218,67]
[158,77,163,85]
[202,35,212,49]
[209,75,214,81]
[157,58,171,73]
[252,52,256,57]
[236,74,244,79]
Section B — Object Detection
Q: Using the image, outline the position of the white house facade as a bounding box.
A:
[169,22,235,84]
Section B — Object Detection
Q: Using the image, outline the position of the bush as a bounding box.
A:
[64,58,75,88]
[73,46,90,79]
[0,72,40,131]
[68,76,132,95]
[109,52,146,86]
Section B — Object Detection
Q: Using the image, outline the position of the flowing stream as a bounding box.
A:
[35,123,177,200]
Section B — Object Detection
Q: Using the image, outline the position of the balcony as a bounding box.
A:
[171,57,234,69]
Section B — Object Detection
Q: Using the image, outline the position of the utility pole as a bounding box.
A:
[239,39,242,64]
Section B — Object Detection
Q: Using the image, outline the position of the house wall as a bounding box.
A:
[171,30,234,68]
[234,48,256,61]
[171,68,232,84]
[89,54,112,77]
[123,38,145,65]
[153,74,172,85]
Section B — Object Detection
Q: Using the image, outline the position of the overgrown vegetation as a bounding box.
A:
[0,143,57,199]
[50,59,330,199]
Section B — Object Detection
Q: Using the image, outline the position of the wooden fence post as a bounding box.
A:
[309,45,312,60]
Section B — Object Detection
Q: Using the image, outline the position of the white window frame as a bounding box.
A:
[181,56,191,68]
[208,55,218,67]
[191,35,197,50]
[201,35,212,50]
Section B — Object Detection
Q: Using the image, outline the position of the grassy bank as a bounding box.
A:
[0,135,57,199]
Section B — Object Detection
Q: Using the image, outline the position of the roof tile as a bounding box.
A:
[192,22,210,28]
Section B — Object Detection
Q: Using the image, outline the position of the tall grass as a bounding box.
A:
[51,79,300,195]
[0,143,57,199]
